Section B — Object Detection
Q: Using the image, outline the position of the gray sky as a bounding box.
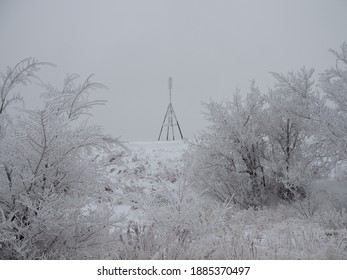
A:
[0,0,346,141]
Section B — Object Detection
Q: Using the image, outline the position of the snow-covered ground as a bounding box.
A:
[107,141,187,222]
[111,140,187,185]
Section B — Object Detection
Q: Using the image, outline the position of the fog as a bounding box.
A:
[0,0,346,141]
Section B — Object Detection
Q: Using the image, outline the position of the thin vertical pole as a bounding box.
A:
[158,104,169,141]
[166,111,170,140]
[170,104,175,140]
[168,76,172,104]
[171,106,183,139]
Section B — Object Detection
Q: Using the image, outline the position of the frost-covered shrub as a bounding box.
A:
[115,177,233,259]
[186,84,271,208]
[217,204,347,259]
[0,59,124,259]
[309,184,347,232]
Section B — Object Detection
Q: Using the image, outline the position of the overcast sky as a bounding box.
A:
[0,0,346,141]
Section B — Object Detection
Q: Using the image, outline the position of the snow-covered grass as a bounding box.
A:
[104,141,347,259]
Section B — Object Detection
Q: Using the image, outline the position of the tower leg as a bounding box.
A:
[171,105,184,139]
[158,104,170,141]
[170,104,175,140]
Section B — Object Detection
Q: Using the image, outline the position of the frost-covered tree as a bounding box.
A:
[264,68,330,201]
[187,83,270,208]
[0,58,53,140]
[319,42,347,170]
[0,58,54,115]
[0,59,124,259]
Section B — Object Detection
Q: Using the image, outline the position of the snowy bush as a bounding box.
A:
[186,84,271,208]
[0,59,124,259]
[115,177,233,259]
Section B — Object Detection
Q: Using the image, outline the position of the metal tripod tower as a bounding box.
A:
[158,77,184,141]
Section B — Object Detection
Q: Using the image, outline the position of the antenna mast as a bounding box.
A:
[158,77,184,141]
[168,76,172,103]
